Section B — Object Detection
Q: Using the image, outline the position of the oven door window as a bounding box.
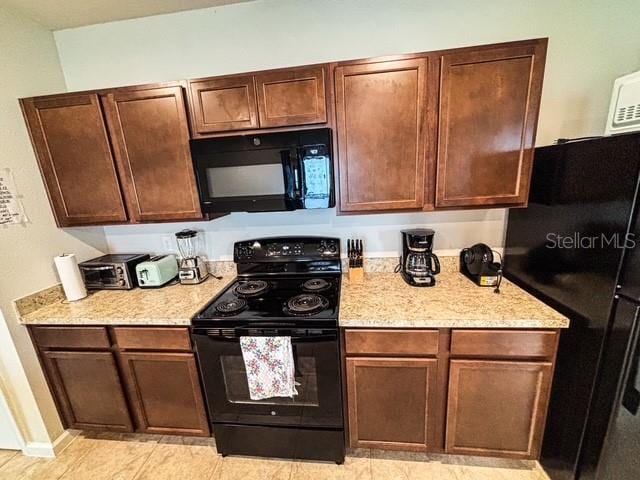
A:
[81,267,116,286]
[220,355,319,406]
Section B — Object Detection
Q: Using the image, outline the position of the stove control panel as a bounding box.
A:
[317,239,338,255]
[265,242,304,257]
[234,237,340,262]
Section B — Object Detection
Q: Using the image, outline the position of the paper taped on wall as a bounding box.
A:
[0,168,27,225]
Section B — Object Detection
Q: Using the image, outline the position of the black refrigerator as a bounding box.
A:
[504,132,640,480]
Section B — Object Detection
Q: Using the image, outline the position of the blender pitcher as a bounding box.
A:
[175,229,209,284]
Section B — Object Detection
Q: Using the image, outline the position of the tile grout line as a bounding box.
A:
[205,445,225,480]
[0,451,19,471]
[55,439,96,480]
[287,458,294,480]
[58,435,129,480]
[51,432,88,480]
[129,436,163,480]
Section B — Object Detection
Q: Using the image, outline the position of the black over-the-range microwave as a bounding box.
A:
[190,128,335,214]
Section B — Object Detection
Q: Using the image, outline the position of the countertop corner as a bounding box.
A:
[20,276,235,326]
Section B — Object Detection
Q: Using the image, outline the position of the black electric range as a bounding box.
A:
[194,275,340,324]
[191,236,344,463]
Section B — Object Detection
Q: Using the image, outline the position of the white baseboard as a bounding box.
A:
[23,429,76,458]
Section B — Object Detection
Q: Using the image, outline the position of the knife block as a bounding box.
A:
[349,266,364,283]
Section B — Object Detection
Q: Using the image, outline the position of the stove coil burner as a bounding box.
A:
[285,294,329,316]
[302,278,331,292]
[234,280,269,298]
[215,298,247,315]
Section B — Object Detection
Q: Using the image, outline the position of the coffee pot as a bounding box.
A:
[395,229,441,287]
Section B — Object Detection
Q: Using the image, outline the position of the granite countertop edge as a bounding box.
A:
[338,318,569,329]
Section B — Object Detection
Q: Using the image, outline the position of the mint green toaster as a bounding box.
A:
[136,255,178,288]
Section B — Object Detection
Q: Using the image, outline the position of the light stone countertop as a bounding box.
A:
[339,271,570,329]
[19,276,235,326]
[18,258,569,329]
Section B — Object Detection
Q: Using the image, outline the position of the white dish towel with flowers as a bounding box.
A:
[240,336,299,400]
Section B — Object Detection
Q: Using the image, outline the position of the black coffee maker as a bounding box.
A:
[396,229,441,287]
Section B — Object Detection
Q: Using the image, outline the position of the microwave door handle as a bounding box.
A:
[296,149,306,200]
[293,152,305,200]
[280,149,297,200]
[81,266,114,271]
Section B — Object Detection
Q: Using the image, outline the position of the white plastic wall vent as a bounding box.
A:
[605,70,640,135]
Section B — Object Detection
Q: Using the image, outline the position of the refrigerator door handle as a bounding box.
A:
[622,335,640,415]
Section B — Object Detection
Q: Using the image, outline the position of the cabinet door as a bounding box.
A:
[346,357,438,451]
[255,66,327,128]
[102,86,202,222]
[119,352,209,436]
[41,351,133,432]
[446,360,553,459]
[188,75,259,134]
[436,41,546,208]
[20,94,127,227]
[335,59,429,212]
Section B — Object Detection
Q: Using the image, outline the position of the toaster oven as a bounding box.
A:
[78,253,150,290]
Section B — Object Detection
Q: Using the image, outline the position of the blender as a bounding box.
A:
[175,229,209,284]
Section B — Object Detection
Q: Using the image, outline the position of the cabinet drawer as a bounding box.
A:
[450,330,558,359]
[31,326,110,349]
[345,329,439,356]
[113,327,191,351]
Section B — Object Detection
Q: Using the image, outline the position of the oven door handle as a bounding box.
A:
[197,331,337,342]
[245,322,297,328]
[80,265,114,271]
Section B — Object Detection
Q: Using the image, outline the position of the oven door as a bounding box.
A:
[192,327,342,429]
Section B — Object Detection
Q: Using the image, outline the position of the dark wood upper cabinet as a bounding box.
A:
[255,66,328,128]
[102,86,202,222]
[20,94,128,227]
[335,58,431,212]
[446,359,553,459]
[118,352,209,436]
[188,75,259,135]
[20,38,548,226]
[435,40,547,208]
[41,350,133,432]
[346,357,438,451]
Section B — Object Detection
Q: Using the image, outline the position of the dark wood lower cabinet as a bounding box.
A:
[446,360,553,459]
[118,352,209,436]
[31,326,209,437]
[344,328,559,460]
[346,357,438,451]
[41,351,133,432]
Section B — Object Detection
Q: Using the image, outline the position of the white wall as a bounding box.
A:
[0,7,108,448]
[0,368,22,450]
[52,0,640,259]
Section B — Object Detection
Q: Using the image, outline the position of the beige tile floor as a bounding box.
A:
[0,432,551,480]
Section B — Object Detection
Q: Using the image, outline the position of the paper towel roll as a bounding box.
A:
[54,254,87,302]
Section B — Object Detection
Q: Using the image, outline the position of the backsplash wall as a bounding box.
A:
[104,208,506,260]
